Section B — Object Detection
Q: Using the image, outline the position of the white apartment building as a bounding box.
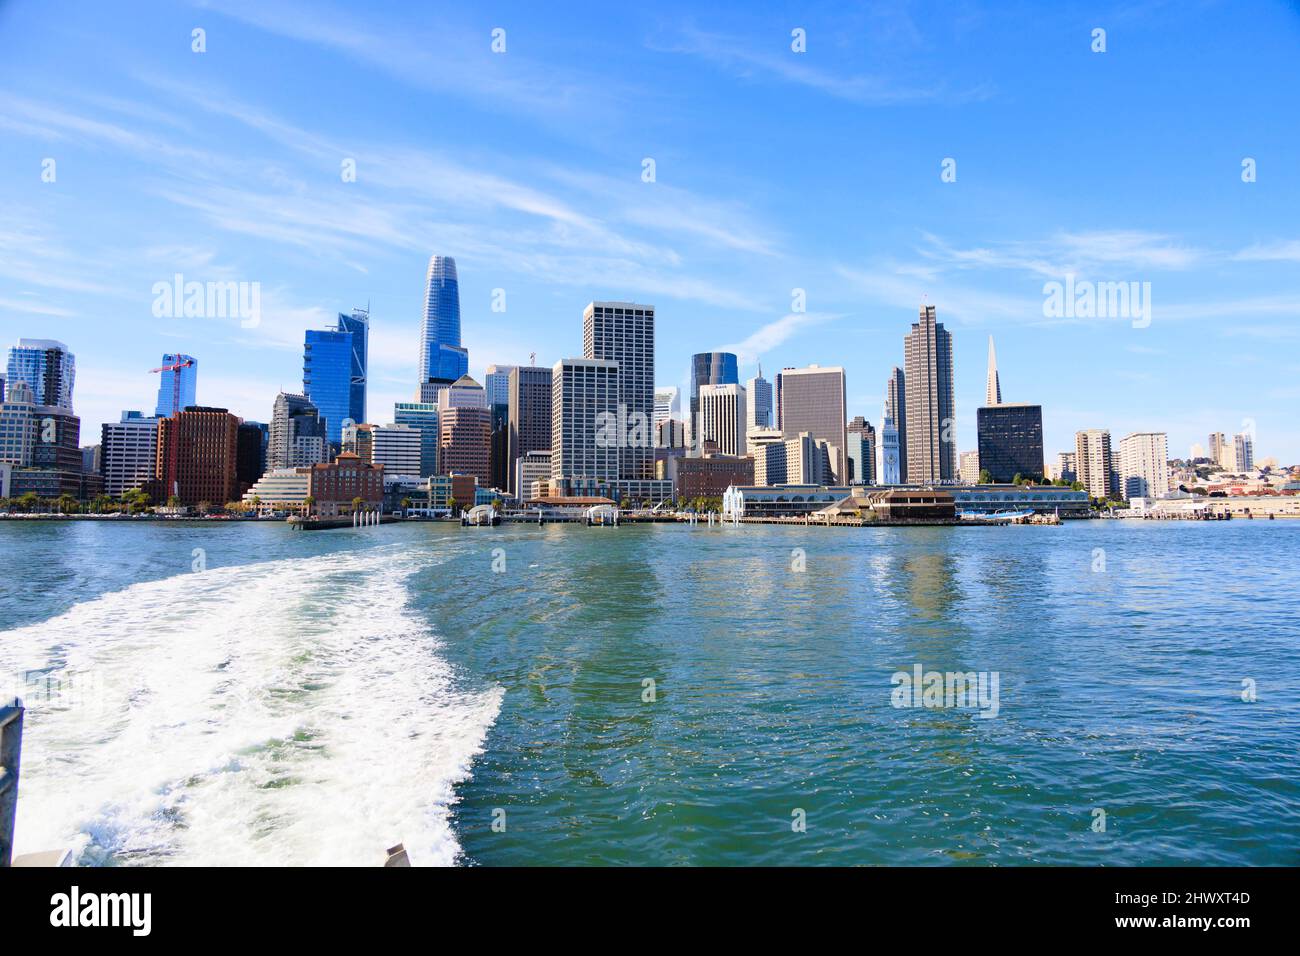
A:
[1118,431,1169,500]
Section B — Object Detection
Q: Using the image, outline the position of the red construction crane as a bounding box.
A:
[150,357,195,498]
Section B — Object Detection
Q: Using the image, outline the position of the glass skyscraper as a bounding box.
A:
[419,255,468,386]
[154,353,197,417]
[689,351,737,450]
[303,329,353,445]
[393,401,440,477]
[6,338,75,410]
[337,309,368,427]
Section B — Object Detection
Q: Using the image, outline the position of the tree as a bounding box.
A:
[447,496,457,516]
[1012,473,1024,486]
[55,494,77,514]
[196,500,212,515]
[1070,481,1085,492]
[303,495,316,516]
[352,496,365,514]
[18,492,38,513]
[979,468,994,484]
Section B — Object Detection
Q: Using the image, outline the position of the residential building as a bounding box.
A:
[960,449,980,484]
[6,338,75,410]
[976,403,1044,482]
[778,365,847,482]
[1208,432,1228,470]
[269,393,329,469]
[1056,451,1077,483]
[154,353,197,417]
[1075,428,1115,500]
[1233,433,1254,473]
[584,301,655,480]
[903,306,956,483]
[0,381,37,466]
[1118,432,1169,500]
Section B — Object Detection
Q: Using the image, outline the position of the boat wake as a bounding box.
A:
[0,545,502,866]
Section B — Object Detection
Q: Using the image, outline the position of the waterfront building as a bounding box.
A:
[667,454,754,500]
[269,393,329,469]
[746,365,773,431]
[690,352,738,450]
[881,408,901,485]
[721,483,1090,519]
[1118,431,1170,500]
[885,367,907,482]
[960,450,980,484]
[1075,428,1115,500]
[779,365,848,483]
[241,468,310,514]
[0,381,37,466]
[1232,433,1254,473]
[507,364,552,498]
[584,301,655,480]
[393,401,440,477]
[976,403,1044,483]
[154,353,197,417]
[100,411,158,498]
[306,451,384,516]
[903,306,956,483]
[6,338,75,410]
[551,357,619,484]
[371,423,424,479]
[698,383,747,457]
[156,406,240,506]
[437,375,491,486]
[419,255,468,386]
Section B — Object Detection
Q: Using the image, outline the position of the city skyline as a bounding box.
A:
[3,2,1300,464]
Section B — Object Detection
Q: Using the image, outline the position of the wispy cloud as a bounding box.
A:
[719,311,842,363]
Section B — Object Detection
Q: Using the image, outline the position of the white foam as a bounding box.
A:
[1,544,502,866]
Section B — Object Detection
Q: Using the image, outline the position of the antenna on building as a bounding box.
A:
[529,351,536,366]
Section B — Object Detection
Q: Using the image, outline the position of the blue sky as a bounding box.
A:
[2,0,1299,463]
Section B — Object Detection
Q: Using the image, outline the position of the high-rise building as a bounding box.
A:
[437,375,491,485]
[156,407,240,506]
[154,354,197,417]
[485,365,515,492]
[0,381,37,466]
[959,450,980,485]
[885,367,907,482]
[584,302,655,480]
[985,336,1002,407]
[269,393,329,470]
[654,386,680,432]
[784,432,832,485]
[1118,432,1169,499]
[551,358,619,483]
[1075,428,1114,500]
[1232,433,1254,473]
[690,352,738,451]
[778,365,847,482]
[336,308,369,427]
[976,404,1044,482]
[371,424,424,478]
[847,416,876,484]
[1208,432,1228,469]
[903,306,956,483]
[303,328,352,445]
[393,401,440,477]
[508,365,553,500]
[516,449,552,501]
[697,383,747,457]
[746,365,773,431]
[1056,451,1077,483]
[6,338,75,410]
[236,421,267,493]
[100,411,159,498]
[753,439,787,487]
[419,255,468,387]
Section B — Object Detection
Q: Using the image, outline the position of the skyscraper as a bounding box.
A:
[847,416,876,484]
[437,375,491,485]
[154,354,197,417]
[977,404,1044,482]
[303,328,352,445]
[746,364,773,431]
[418,255,468,387]
[269,393,329,469]
[393,401,439,477]
[697,383,747,457]
[1118,432,1169,499]
[778,365,847,483]
[1208,432,1228,468]
[903,306,956,483]
[6,338,75,410]
[1232,433,1254,472]
[337,308,369,426]
[371,424,424,478]
[101,411,158,498]
[156,407,240,506]
[985,336,1002,407]
[551,358,619,484]
[584,301,655,480]
[1075,428,1114,500]
[690,352,738,450]
[485,365,516,492]
[885,367,907,482]
[508,365,553,498]
[654,386,680,431]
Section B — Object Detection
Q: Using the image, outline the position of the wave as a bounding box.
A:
[0,544,502,866]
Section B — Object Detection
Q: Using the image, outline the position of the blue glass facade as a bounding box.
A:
[690,351,738,443]
[303,329,353,445]
[393,401,440,477]
[337,310,368,426]
[6,338,76,410]
[154,353,197,417]
[419,256,467,384]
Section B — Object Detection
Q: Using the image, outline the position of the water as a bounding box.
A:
[1,519,1297,866]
